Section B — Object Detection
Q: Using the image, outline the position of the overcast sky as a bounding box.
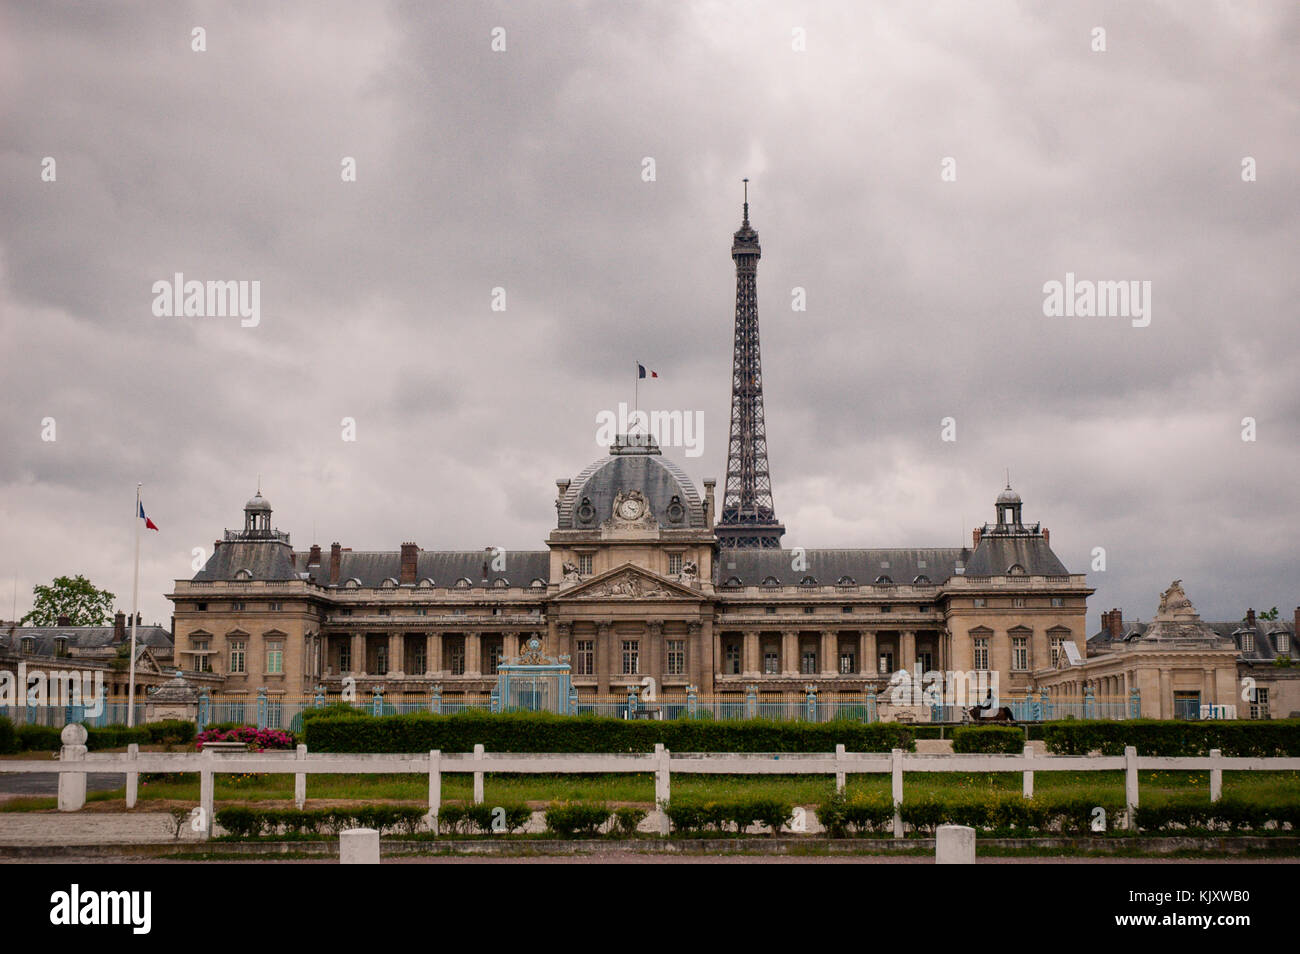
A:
[2,1,1296,630]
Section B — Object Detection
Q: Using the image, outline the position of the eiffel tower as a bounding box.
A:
[716,181,785,549]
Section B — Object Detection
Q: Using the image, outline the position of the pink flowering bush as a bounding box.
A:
[196,725,295,752]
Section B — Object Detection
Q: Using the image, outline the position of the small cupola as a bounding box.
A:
[995,482,1023,529]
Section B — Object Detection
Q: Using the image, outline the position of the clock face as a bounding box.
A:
[618,496,644,520]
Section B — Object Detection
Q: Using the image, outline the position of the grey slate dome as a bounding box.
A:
[557,436,703,530]
[997,485,1021,505]
[245,492,272,512]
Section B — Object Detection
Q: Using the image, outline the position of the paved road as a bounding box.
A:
[0,773,124,798]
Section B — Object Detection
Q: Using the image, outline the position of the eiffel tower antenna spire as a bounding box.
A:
[716,180,785,549]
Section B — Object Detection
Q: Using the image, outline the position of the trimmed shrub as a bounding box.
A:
[16,724,61,752]
[818,790,894,837]
[544,802,611,837]
[951,726,1025,754]
[613,806,648,836]
[1042,719,1300,757]
[0,716,16,755]
[144,720,195,745]
[303,709,915,754]
[665,798,794,835]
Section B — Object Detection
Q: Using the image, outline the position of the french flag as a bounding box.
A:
[139,501,159,531]
[637,363,658,379]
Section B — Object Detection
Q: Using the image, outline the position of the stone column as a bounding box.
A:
[689,622,708,692]
[427,633,442,676]
[863,630,878,676]
[349,633,362,675]
[647,621,663,682]
[503,632,520,664]
[820,630,837,676]
[597,622,612,693]
[782,631,798,676]
[465,631,482,677]
[743,631,760,677]
[388,633,403,677]
[901,631,916,672]
[556,623,572,667]
[1159,668,1172,719]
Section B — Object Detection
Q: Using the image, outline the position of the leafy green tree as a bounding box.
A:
[20,575,116,626]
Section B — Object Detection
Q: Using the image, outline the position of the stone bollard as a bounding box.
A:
[57,724,88,812]
[935,824,976,864]
[340,828,381,864]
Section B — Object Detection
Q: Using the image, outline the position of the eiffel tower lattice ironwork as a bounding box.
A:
[716,180,785,549]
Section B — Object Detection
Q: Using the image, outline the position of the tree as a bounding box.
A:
[20,575,116,626]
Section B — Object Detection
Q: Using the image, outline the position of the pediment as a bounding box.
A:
[134,648,164,674]
[555,563,703,601]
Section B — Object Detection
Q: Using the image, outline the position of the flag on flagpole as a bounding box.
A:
[637,363,658,379]
[138,501,159,531]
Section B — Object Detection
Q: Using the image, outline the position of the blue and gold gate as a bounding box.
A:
[492,636,575,714]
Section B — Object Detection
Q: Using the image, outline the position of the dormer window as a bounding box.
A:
[875,575,893,585]
[800,576,817,586]
[234,568,253,580]
[54,637,69,658]
[837,576,856,586]
[454,578,472,590]
[761,576,780,587]
[381,578,398,588]
[913,575,931,585]
[492,578,509,588]
[1277,632,1291,654]
[1241,632,1254,653]
[1007,564,1027,576]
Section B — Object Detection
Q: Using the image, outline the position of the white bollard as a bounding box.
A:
[126,742,139,809]
[57,724,88,812]
[340,828,381,864]
[935,824,976,864]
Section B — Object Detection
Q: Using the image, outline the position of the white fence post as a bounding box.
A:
[294,743,307,809]
[835,744,846,793]
[126,742,139,809]
[1209,748,1222,803]
[428,750,441,832]
[57,724,88,812]
[199,745,215,840]
[936,824,976,864]
[654,743,671,836]
[891,748,904,839]
[1124,745,1139,830]
[473,743,485,804]
[1022,744,1034,799]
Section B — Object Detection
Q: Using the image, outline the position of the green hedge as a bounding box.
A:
[1134,797,1300,833]
[543,802,613,837]
[302,710,916,753]
[1042,719,1300,757]
[951,726,1026,754]
[215,806,427,838]
[9,721,196,752]
[817,790,894,836]
[664,798,793,835]
[0,716,16,755]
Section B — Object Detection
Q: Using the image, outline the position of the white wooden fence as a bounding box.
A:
[4,743,1297,839]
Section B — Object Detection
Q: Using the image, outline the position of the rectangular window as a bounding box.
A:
[1241,632,1254,652]
[668,553,683,575]
[1173,691,1200,720]
[192,639,211,674]
[415,607,428,616]
[841,606,853,614]
[803,606,815,615]
[839,651,855,674]
[269,602,282,611]
[973,598,986,608]
[917,651,933,672]
[800,650,817,675]
[1013,597,1026,608]
[266,644,284,675]
[196,603,207,612]
[765,606,776,615]
[577,554,593,575]
[231,602,245,611]
[229,639,246,674]
[339,643,351,672]
[375,645,388,676]
[448,644,465,676]
[412,643,426,675]
[880,605,891,614]
[1050,637,1064,667]
[576,640,594,676]
[763,650,779,674]
[487,644,502,675]
[1251,687,1270,720]
[1276,633,1290,654]
[973,638,989,670]
[1012,637,1027,671]
[878,652,894,674]
[1050,597,1065,608]
[725,644,741,675]
[621,640,639,675]
[667,640,685,676]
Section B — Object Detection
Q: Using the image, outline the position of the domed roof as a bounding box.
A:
[996,484,1021,505]
[557,438,703,530]
[245,492,272,512]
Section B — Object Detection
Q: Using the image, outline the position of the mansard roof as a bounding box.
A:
[715,548,972,586]
[193,540,299,582]
[557,443,704,530]
[0,624,172,654]
[965,536,1070,577]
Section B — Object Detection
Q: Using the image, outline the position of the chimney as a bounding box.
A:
[57,614,71,627]
[1108,609,1123,640]
[330,542,342,585]
[135,613,142,626]
[114,611,126,642]
[308,544,322,566]
[1246,607,1256,627]
[401,542,419,585]
[703,479,716,530]
[972,527,982,547]
[1043,528,1050,545]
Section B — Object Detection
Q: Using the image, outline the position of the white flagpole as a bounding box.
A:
[128,482,141,727]
[634,362,639,434]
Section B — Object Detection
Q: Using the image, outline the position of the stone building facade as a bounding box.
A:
[168,444,1092,709]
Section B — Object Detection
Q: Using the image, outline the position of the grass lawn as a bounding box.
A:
[4,770,1293,811]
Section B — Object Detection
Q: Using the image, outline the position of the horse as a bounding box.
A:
[965,705,1016,724]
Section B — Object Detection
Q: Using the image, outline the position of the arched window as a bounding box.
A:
[837,576,856,586]
[343,578,361,589]
[454,578,472,590]
[875,575,893,585]
[800,576,818,586]
[234,568,253,580]
[724,576,743,587]
[381,578,398,588]
[418,578,436,588]
[913,575,931,585]
[1007,564,1027,576]
[761,576,781,587]
[492,578,509,589]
